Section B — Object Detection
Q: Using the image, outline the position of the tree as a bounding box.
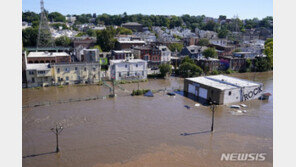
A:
[159,64,172,78]
[116,27,133,35]
[202,47,218,58]
[181,56,195,64]
[202,20,218,31]
[179,62,203,77]
[218,28,229,38]
[50,23,68,30]
[96,26,118,51]
[91,45,103,52]
[55,36,71,47]
[48,12,66,22]
[264,38,273,69]
[22,11,39,23]
[86,29,97,37]
[168,43,183,52]
[22,27,38,47]
[197,38,209,46]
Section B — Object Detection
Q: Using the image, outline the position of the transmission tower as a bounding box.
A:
[37,0,55,49]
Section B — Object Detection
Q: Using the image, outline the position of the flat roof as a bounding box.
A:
[118,40,145,43]
[28,52,70,57]
[26,63,50,70]
[110,59,146,64]
[186,75,261,90]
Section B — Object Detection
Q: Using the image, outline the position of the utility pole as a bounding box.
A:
[210,101,217,132]
[51,125,63,153]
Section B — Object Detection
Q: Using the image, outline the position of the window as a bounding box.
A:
[66,76,69,81]
[229,91,232,96]
[29,71,34,75]
[136,64,138,67]
[44,77,48,81]
[57,68,60,73]
[75,67,78,71]
[84,67,87,71]
[142,71,144,76]
[127,72,129,76]
[31,77,35,83]
[119,72,121,77]
[93,67,96,71]
[125,64,127,68]
[38,71,45,74]
[64,68,69,72]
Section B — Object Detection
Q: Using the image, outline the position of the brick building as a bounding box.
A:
[27,52,71,64]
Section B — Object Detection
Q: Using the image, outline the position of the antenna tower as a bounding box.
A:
[36,0,55,49]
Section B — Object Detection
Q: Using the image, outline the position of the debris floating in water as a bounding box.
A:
[230,105,240,109]
[184,105,191,109]
[240,104,247,108]
[194,103,200,107]
[167,92,176,96]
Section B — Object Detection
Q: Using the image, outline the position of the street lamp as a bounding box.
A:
[210,101,217,132]
[50,125,63,153]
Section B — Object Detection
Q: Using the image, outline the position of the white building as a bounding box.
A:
[184,75,263,105]
[109,59,147,81]
[158,45,171,63]
[26,63,53,88]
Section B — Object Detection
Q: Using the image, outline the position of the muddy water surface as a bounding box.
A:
[23,72,273,167]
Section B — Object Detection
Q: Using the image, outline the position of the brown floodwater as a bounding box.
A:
[23,72,273,167]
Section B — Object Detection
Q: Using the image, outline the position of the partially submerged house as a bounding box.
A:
[184,75,263,105]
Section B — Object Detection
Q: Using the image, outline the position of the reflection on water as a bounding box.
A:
[23,72,273,167]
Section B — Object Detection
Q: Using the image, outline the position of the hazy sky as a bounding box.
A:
[22,0,273,19]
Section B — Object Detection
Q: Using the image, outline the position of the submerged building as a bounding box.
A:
[184,75,263,105]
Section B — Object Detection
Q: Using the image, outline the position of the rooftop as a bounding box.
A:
[122,22,142,26]
[28,52,70,58]
[186,75,261,90]
[110,59,146,64]
[118,40,145,44]
[26,63,50,70]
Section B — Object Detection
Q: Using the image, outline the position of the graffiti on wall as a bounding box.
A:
[243,86,263,101]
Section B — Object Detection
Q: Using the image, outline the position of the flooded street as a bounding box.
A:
[23,72,273,167]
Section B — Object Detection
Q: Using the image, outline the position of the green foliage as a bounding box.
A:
[173,34,182,40]
[202,47,218,58]
[202,20,219,31]
[218,28,229,38]
[96,26,119,51]
[197,38,210,46]
[181,56,195,64]
[225,69,235,74]
[168,43,183,52]
[76,32,87,37]
[22,27,38,47]
[253,57,271,72]
[22,11,39,23]
[179,62,203,77]
[55,36,71,47]
[210,70,219,75]
[116,27,133,35]
[234,48,242,52]
[91,45,103,52]
[48,12,66,22]
[50,23,68,30]
[264,38,273,69]
[132,89,150,96]
[86,29,97,37]
[159,64,172,78]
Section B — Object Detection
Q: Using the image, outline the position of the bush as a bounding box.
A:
[225,69,235,74]
[131,89,150,96]
[159,64,172,78]
[210,70,219,75]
